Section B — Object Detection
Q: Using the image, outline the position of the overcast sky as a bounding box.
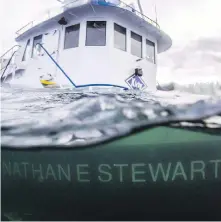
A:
[1,0,221,84]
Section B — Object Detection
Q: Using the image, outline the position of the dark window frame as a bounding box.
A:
[64,23,80,50]
[114,23,127,51]
[131,31,143,58]
[22,39,31,61]
[146,39,156,64]
[86,21,107,46]
[31,34,43,58]
[5,73,13,82]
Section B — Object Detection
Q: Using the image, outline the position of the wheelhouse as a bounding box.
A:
[1,0,172,91]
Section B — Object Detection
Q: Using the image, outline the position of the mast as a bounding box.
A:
[154,0,158,24]
[137,0,158,24]
[137,0,144,16]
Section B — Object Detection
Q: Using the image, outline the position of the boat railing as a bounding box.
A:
[15,21,34,37]
[15,0,159,37]
[0,45,20,71]
[1,50,20,82]
[0,45,20,60]
[15,6,64,36]
[118,1,160,29]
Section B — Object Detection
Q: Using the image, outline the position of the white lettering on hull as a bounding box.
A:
[98,164,112,182]
[1,160,221,183]
[191,161,206,180]
[210,160,221,179]
[148,163,171,182]
[57,164,71,181]
[172,162,187,181]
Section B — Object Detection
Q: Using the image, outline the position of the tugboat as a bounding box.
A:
[0,0,172,91]
[2,1,220,221]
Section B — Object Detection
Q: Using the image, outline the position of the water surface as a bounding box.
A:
[1,87,221,148]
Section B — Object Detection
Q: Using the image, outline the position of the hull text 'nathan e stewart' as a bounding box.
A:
[1,0,221,221]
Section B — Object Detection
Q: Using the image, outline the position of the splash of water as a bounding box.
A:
[1,87,221,148]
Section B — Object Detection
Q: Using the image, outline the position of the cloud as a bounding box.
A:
[193,37,221,53]
[157,34,221,85]
[0,0,59,54]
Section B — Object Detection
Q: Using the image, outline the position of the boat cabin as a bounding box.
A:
[0,0,172,91]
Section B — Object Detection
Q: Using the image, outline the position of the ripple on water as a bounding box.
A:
[1,87,221,148]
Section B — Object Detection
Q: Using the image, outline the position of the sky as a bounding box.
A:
[0,0,221,84]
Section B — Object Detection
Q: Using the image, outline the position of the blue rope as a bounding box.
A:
[37,43,76,87]
[77,83,128,89]
[37,43,128,90]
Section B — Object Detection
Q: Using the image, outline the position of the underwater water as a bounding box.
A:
[1,86,221,221]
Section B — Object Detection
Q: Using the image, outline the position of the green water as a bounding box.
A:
[104,126,221,147]
[2,127,221,221]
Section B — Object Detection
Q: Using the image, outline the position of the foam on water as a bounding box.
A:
[1,86,221,148]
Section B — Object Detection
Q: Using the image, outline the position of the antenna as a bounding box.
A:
[154,0,158,24]
[57,0,68,4]
[137,0,144,19]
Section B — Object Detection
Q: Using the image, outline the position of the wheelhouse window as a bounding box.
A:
[114,23,126,51]
[86,21,106,46]
[5,73,13,82]
[146,39,155,63]
[32,34,43,58]
[131,31,142,58]
[64,24,80,49]
[22,39,31,61]
[15,70,24,79]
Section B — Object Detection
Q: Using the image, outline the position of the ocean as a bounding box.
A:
[1,86,221,221]
[1,86,221,148]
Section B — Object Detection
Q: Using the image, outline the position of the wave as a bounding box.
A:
[157,81,221,96]
[1,87,221,148]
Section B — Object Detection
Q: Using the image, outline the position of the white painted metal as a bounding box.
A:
[1,0,172,91]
